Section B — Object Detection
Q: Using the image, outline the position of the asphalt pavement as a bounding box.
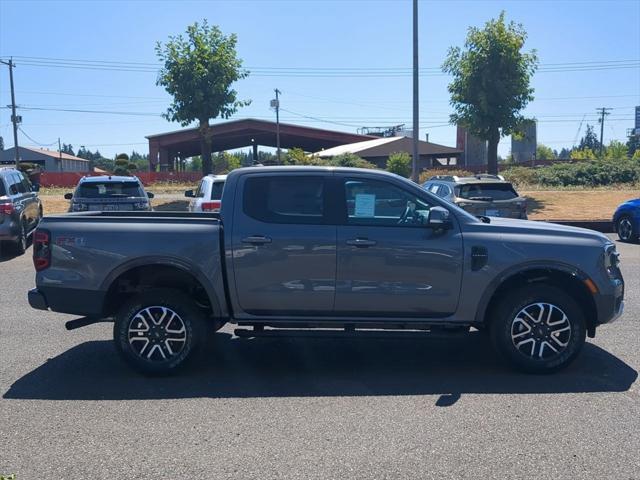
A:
[0,235,638,479]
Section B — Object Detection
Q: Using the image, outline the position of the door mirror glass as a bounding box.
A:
[427,206,451,227]
[185,189,195,198]
[146,192,154,199]
[64,193,73,200]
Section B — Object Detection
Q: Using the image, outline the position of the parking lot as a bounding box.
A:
[0,235,638,479]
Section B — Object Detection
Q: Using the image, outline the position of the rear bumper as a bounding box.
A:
[28,288,49,311]
[0,220,19,241]
[28,286,106,316]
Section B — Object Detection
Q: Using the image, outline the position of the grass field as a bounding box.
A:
[39,189,638,220]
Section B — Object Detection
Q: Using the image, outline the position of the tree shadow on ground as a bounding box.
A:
[523,194,547,216]
[153,200,189,212]
[4,332,636,405]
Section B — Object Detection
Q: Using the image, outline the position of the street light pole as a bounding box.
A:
[411,0,420,182]
[0,58,20,168]
[274,88,281,163]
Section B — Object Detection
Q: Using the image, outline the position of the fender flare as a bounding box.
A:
[474,260,593,324]
[99,255,223,318]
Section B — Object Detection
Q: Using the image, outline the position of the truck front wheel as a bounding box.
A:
[490,285,586,374]
[114,288,206,375]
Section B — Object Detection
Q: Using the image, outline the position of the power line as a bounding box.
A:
[18,127,57,147]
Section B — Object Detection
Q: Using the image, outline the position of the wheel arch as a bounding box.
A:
[476,263,598,337]
[100,256,223,319]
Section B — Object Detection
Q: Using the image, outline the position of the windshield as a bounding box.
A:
[456,183,518,201]
[77,181,144,198]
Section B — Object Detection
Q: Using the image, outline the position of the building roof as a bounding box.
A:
[146,118,376,156]
[4,146,90,162]
[315,136,462,158]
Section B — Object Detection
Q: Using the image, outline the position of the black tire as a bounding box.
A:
[490,285,586,374]
[114,288,207,376]
[616,215,639,243]
[14,220,27,255]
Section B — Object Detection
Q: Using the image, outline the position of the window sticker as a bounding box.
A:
[354,193,376,217]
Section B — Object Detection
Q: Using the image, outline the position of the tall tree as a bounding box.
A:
[536,144,556,160]
[443,12,538,174]
[578,124,601,153]
[156,20,250,175]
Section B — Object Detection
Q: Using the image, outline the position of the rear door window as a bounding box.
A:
[77,181,144,198]
[243,176,325,224]
[211,181,225,200]
[11,173,26,194]
[456,183,518,201]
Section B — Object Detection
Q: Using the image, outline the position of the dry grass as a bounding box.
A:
[39,189,639,220]
[522,190,638,220]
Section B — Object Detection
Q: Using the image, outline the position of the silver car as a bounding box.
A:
[185,174,226,213]
[65,175,154,212]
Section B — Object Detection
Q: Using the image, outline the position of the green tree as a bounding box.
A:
[156,20,250,176]
[605,140,629,160]
[570,147,596,161]
[329,153,375,169]
[386,152,412,177]
[113,153,132,176]
[536,144,556,160]
[578,124,601,153]
[61,143,75,156]
[442,12,538,174]
[632,149,640,160]
[188,156,203,172]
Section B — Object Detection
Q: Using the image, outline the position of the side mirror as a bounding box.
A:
[32,184,40,192]
[64,193,73,200]
[146,192,154,199]
[427,206,451,229]
[185,190,195,198]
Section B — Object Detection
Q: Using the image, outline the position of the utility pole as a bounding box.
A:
[58,138,63,171]
[411,0,419,182]
[0,58,20,168]
[597,107,611,156]
[272,88,282,163]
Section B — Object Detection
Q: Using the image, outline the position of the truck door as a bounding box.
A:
[334,175,463,317]
[231,173,336,315]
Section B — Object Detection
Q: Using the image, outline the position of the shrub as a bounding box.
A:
[501,166,539,187]
[418,168,474,184]
[386,152,412,178]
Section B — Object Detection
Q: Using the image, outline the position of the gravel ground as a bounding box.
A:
[0,235,638,479]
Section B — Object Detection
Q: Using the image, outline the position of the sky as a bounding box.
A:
[0,0,639,160]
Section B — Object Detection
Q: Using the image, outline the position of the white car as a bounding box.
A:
[185,175,227,213]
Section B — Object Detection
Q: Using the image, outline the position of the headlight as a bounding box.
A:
[603,243,621,278]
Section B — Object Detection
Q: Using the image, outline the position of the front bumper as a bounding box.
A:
[595,278,625,325]
[28,288,49,311]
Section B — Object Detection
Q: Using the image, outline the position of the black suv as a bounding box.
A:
[0,167,43,255]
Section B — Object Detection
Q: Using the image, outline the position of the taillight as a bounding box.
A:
[201,200,221,212]
[33,229,51,271]
[0,203,14,215]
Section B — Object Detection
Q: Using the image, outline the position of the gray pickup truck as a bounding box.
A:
[28,167,625,375]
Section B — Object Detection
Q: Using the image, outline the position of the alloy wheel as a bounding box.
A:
[511,302,572,360]
[128,306,187,362]
[618,218,633,241]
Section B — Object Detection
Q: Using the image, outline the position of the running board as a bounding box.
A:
[234,326,469,339]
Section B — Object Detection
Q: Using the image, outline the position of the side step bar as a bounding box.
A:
[65,317,112,331]
[234,326,470,339]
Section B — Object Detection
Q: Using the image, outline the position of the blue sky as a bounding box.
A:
[1,0,639,159]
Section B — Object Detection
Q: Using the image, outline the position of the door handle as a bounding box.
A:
[242,235,272,245]
[346,238,377,248]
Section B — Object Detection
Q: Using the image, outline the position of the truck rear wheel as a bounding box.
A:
[114,288,206,375]
[490,285,586,374]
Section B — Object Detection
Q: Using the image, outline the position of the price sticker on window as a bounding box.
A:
[354,194,375,217]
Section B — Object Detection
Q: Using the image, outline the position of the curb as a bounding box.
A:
[540,220,613,233]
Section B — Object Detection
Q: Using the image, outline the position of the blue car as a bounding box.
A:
[612,196,640,243]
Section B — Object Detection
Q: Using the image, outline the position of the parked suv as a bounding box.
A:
[0,167,42,254]
[185,174,226,213]
[423,174,527,219]
[64,175,154,212]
